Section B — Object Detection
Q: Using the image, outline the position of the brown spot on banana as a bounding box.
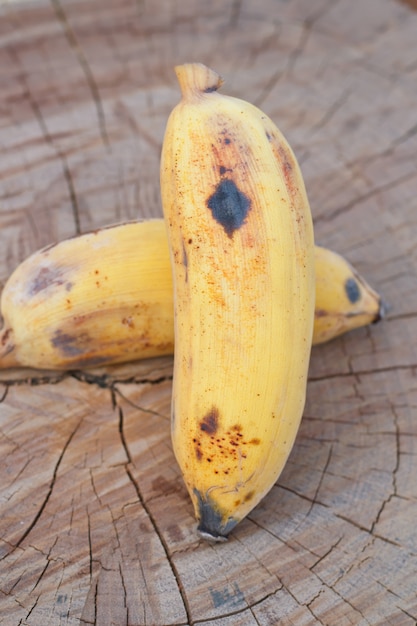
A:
[200,407,220,435]
[244,490,255,502]
[51,330,90,357]
[29,266,71,296]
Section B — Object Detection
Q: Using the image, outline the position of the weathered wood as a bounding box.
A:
[1,0,417,624]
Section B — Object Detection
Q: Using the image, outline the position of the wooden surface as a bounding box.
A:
[1,1,417,624]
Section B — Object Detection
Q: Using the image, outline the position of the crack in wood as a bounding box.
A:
[307,445,333,518]
[30,557,52,595]
[117,406,132,465]
[369,403,400,535]
[334,512,416,555]
[310,88,351,134]
[114,386,170,421]
[0,373,67,388]
[314,169,417,224]
[2,418,84,559]
[124,465,194,626]
[275,484,329,510]
[8,47,83,236]
[310,535,344,571]
[308,362,417,382]
[113,392,193,625]
[87,514,94,583]
[19,593,40,624]
[118,562,129,622]
[50,0,110,150]
[398,606,417,621]
[0,385,8,403]
[71,370,173,391]
[191,589,278,625]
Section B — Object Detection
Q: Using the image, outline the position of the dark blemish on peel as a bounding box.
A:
[219,165,233,176]
[345,277,361,304]
[244,490,255,502]
[207,179,251,237]
[194,489,237,541]
[51,330,86,357]
[29,266,65,295]
[181,239,188,282]
[200,407,219,435]
[204,85,219,93]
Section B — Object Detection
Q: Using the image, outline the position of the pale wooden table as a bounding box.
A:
[1,1,417,624]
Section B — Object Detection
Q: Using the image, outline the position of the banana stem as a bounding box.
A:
[174,63,224,99]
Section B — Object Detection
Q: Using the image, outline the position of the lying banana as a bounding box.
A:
[160,62,316,540]
[0,220,175,370]
[0,219,382,372]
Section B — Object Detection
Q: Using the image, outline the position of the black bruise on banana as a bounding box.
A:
[51,329,88,357]
[207,179,251,237]
[345,277,361,304]
[194,489,237,541]
[50,330,111,367]
[200,407,219,435]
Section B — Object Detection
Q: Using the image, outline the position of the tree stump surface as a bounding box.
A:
[1,1,417,624]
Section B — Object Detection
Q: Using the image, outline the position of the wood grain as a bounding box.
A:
[1,0,417,624]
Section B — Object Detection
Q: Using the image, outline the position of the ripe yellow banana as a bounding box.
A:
[0,220,383,371]
[160,63,316,540]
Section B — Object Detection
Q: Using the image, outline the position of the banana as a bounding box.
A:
[160,63,316,540]
[0,220,175,370]
[0,220,383,371]
[313,244,384,344]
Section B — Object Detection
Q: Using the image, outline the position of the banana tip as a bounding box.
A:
[197,528,229,543]
[194,488,237,542]
[373,297,389,324]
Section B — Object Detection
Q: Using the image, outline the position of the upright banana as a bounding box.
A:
[160,63,315,540]
[0,220,383,371]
